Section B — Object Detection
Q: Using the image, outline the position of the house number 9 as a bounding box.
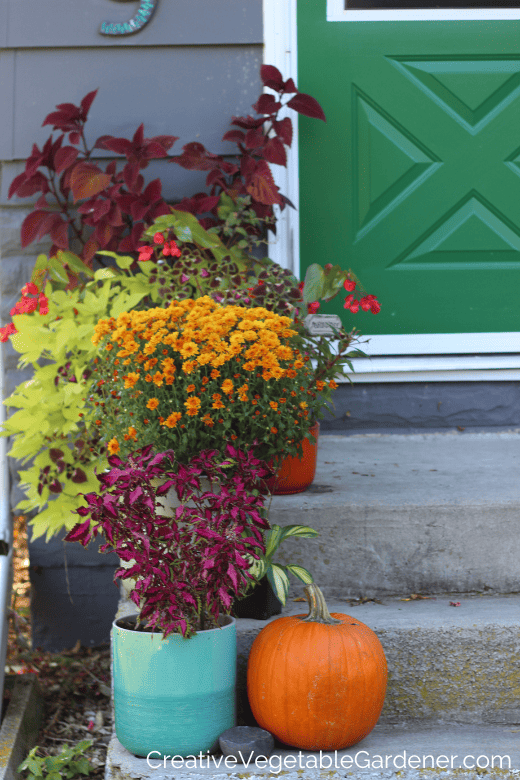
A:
[100,0,158,36]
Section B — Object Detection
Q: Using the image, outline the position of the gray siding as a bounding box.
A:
[1,0,262,48]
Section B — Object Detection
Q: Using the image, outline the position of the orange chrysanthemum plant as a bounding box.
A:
[89,296,324,468]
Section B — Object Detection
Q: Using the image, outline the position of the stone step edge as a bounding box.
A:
[106,723,520,780]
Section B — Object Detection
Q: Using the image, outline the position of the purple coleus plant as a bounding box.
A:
[64,442,272,637]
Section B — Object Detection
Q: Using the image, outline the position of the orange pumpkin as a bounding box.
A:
[247,583,387,751]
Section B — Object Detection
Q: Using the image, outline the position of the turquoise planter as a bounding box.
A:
[111,615,237,758]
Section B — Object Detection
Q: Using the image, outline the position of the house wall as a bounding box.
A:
[0,0,263,650]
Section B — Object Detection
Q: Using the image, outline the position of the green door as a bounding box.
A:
[298,0,520,334]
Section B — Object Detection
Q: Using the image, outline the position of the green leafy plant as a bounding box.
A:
[18,741,92,780]
[244,523,319,605]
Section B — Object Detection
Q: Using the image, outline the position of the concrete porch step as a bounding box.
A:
[107,723,520,779]
[270,430,520,599]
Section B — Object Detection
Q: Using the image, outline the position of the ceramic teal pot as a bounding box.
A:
[112,614,237,758]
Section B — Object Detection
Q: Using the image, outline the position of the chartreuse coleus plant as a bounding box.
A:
[18,741,92,780]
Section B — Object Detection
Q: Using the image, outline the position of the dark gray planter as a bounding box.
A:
[28,533,119,651]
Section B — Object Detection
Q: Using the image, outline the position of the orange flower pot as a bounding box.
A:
[266,422,320,495]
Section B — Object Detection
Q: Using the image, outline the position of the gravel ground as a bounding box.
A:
[6,515,112,780]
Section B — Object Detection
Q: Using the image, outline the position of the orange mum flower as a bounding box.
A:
[146,398,159,411]
[221,379,234,395]
[163,412,182,428]
[107,438,119,455]
[185,397,201,416]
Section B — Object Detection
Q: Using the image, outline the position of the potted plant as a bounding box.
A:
[64,441,271,757]
[232,521,319,618]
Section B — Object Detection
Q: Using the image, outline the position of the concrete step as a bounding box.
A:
[107,723,520,779]
[270,430,520,599]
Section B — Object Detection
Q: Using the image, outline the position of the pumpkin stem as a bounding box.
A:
[300,583,342,624]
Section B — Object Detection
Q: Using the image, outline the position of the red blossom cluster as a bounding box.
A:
[303,276,380,316]
[1,282,50,342]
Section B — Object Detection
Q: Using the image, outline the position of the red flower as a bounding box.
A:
[343,277,356,292]
[0,323,18,342]
[153,232,165,245]
[307,301,320,314]
[343,294,355,309]
[21,282,39,297]
[162,240,181,258]
[137,245,154,262]
[349,300,360,313]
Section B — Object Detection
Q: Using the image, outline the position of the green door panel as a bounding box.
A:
[297,1,520,334]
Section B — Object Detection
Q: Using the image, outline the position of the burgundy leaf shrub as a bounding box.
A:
[8,65,325,287]
[64,443,272,638]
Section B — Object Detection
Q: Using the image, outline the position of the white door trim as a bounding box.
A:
[262,0,520,380]
[327,0,520,22]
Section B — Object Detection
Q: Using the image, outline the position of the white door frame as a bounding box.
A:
[262,0,520,381]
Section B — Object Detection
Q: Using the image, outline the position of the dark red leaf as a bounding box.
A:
[173,142,220,171]
[241,154,257,178]
[35,195,50,209]
[50,218,69,249]
[123,162,140,190]
[263,136,287,167]
[133,124,144,148]
[54,146,79,175]
[283,78,298,94]
[143,141,172,160]
[20,211,51,247]
[286,92,326,121]
[8,172,29,199]
[95,221,114,248]
[151,135,178,153]
[96,136,133,156]
[260,64,284,91]
[222,129,246,144]
[149,201,171,221]
[273,117,293,147]
[245,129,266,150]
[80,89,98,120]
[130,199,150,221]
[230,115,265,130]
[143,178,162,203]
[69,132,81,145]
[245,160,283,206]
[83,235,100,265]
[253,94,281,116]
[206,169,226,188]
[16,172,49,198]
[70,162,112,203]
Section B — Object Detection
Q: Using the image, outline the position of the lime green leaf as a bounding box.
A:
[96,251,134,270]
[48,256,71,285]
[284,564,314,585]
[56,250,95,278]
[277,524,319,544]
[94,267,119,281]
[264,525,284,559]
[267,565,290,605]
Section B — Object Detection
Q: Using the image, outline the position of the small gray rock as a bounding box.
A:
[219,725,275,761]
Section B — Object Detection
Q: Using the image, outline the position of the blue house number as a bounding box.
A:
[100,0,158,36]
